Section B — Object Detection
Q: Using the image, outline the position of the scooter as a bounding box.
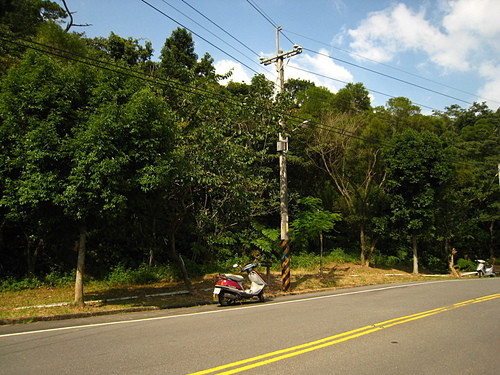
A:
[213,262,268,306]
[476,259,496,277]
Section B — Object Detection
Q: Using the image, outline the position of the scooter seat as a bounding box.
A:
[222,274,244,282]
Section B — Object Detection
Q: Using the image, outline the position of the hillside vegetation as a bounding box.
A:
[0,2,498,308]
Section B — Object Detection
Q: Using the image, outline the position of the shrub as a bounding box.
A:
[105,264,177,285]
[424,255,447,273]
[286,249,357,271]
[105,264,132,285]
[0,277,43,291]
[325,248,357,264]
[292,253,321,270]
[44,269,75,287]
[456,258,475,271]
[0,268,80,291]
[371,255,402,267]
[129,264,159,284]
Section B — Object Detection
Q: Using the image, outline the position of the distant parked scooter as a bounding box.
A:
[476,259,496,277]
[213,262,267,306]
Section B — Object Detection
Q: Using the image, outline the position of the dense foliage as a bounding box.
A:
[1,4,498,298]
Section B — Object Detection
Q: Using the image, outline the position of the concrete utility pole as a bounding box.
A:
[260,27,302,291]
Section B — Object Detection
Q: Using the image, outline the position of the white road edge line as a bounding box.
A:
[0,279,459,338]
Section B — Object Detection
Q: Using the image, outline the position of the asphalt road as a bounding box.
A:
[1,278,499,375]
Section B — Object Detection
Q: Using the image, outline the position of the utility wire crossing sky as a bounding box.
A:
[65,0,500,113]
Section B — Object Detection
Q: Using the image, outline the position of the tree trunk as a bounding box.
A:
[25,234,40,278]
[74,223,87,308]
[168,231,195,295]
[319,231,324,275]
[148,217,157,268]
[148,249,154,268]
[367,239,378,267]
[489,220,495,260]
[0,219,4,271]
[360,224,368,267]
[360,225,377,267]
[449,247,460,277]
[412,234,419,274]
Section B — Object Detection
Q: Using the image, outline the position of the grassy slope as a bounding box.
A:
[0,262,452,324]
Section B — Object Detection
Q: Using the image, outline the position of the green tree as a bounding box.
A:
[89,32,154,68]
[451,104,500,260]
[295,85,336,123]
[195,52,216,78]
[382,97,422,133]
[0,41,88,277]
[61,84,175,306]
[0,0,67,74]
[384,130,452,274]
[0,25,176,304]
[289,196,341,253]
[307,113,388,266]
[386,97,421,118]
[162,76,278,272]
[284,78,315,98]
[159,27,197,82]
[441,102,494,131]
[334,82,371,113]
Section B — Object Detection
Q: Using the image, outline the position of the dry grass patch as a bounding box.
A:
[275,263,434,293]
[1,263,449,324]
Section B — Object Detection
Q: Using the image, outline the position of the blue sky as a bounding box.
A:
[63,0,500,113]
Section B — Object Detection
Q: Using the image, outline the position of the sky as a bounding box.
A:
[62,0,500,113]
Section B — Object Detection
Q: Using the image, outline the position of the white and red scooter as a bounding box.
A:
[213,262,267,306]
[476,259,496,277]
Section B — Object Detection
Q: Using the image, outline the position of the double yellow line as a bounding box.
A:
[190,293,500,375]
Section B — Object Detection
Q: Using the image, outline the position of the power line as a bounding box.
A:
[288,65,440,112]
[143,1,438,123]
[303,47,472,106]
[153,0,479,115]
[249,0,496,109]
[0,32,235,104]
[139,0,495,121]
[159,0,264,75]
[284,28,500,106]
[140,0,262,77]
[244,2,468,111]
[147,0,496,117]
[1,31,386,148]
[181,0,260,58]
[245,0,295,46]
[245,0,277,28]
[3,31,496,170]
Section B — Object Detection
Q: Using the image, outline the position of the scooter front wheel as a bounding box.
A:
[258,290,265,302]
[218,291,236,306]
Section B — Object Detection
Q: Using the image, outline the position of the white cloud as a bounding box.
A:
[347,3,456,67]
[478,62,500,105]
[214,60,252,84]
[301,49,353,83]
[443,0,500,37]
[215,49,354,94]
[345,0,500,107]
[283,49,354,92]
